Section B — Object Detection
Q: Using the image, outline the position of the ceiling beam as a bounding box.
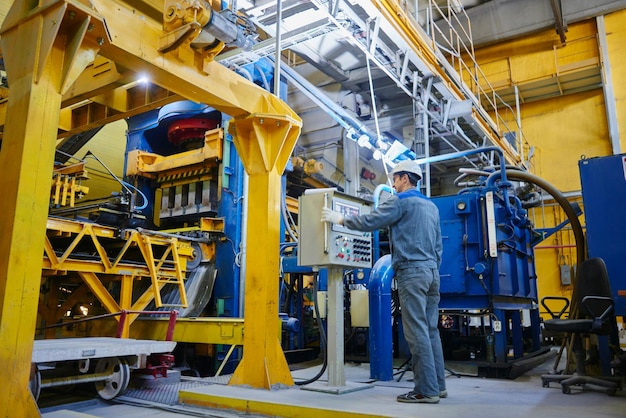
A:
[550,0,567,43]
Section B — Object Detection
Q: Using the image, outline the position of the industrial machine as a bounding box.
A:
[579,154,626,319]
[367,148,555,380]
[0,2,569,413]
[37,56,307,387]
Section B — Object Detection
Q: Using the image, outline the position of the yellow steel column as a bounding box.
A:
[0,1,106,414]
[228,114,301,388]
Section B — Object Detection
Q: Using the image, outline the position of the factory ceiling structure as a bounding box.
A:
[211,0,625,196]
[1,0,624,195]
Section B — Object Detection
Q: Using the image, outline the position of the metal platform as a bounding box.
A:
[32,337,176,364]
[31,337,178,402]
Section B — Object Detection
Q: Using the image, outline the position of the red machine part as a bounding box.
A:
[167,117,220,148]
[360,167,376,180]
[137,353,176,378]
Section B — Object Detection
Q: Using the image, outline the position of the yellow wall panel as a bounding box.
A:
[520,90,611,192]
[510,50,556,83]
[474,19,599,89]
[605,9,626,153]
[75,120,128,200]
[475,20,598,63]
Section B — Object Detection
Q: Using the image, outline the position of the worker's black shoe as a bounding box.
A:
[397,391,440,403]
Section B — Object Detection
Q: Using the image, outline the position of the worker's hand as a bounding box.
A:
[321,207,344,225]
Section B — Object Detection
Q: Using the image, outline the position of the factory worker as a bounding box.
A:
[321,159,446,404]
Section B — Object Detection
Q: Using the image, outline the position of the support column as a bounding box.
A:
[326,266,346,386]
[228,113,301,388]
[597,15,621,155]
[0,1,105,414]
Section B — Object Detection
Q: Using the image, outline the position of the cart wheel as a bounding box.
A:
[29,364,41,401]
[94,357,130,400]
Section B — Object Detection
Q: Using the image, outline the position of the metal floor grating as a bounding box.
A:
[122,374,232,406]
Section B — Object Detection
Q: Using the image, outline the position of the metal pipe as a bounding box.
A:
[135,227,209,243]
[485,169,585,266]
[368,255,394,380]
[274,0,283,97]
[514,84,524,163]
[41,371,113,388]
[535,244,577,250]
[238,172,249,317]
[417,146,513,216]
[199,9,255,51]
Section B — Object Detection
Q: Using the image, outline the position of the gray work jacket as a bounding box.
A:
[343,188,442,271]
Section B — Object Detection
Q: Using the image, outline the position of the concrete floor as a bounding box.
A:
[41,351,625,418]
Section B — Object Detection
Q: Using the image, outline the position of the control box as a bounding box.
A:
[298,189,373,268]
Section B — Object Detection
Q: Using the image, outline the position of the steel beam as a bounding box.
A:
[0,1,108,414]
[367,0,519,164]
[0,1,302,404]
[596,15,621,154]
[228,112,300,387]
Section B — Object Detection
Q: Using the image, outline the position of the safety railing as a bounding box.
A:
[420,0,529,162]
[38,309,179,341]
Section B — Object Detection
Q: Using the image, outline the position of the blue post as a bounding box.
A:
[368,254,394,380]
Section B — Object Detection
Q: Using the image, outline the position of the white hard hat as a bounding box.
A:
[387,159,422,181]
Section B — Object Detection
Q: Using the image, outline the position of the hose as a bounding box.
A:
[294,274,328,385]
[485,169,585,267]
[485,169,586,373]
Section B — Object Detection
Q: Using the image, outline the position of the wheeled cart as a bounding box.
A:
[31,337,176,400]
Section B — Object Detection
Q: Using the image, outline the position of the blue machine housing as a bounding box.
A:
[436,190,537,304]
[369,151,545,380]
[579,154,626,318]
[434,188,541,365]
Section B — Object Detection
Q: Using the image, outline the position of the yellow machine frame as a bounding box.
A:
[0,1,302,414]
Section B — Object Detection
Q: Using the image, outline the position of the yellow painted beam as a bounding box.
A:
[128,317,244,345]
[65,316,245,345]
[180,390,382,418]
[0,1,107,414]
[0,56,182,140]
[228,169,294,388]
[91,0,301,122]
[226,112,301,388]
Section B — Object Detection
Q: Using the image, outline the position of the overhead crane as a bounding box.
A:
[0,0,301,415]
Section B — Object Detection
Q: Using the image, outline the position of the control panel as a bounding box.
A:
[298,189,373,268]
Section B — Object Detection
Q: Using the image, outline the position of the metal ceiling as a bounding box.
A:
[0,0,621,197]
[222,0,620,197]
[223,0,522,197]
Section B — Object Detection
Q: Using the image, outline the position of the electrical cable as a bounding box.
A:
[281,190,298,242]
[122,181,148,210]
[294,274,328,386]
